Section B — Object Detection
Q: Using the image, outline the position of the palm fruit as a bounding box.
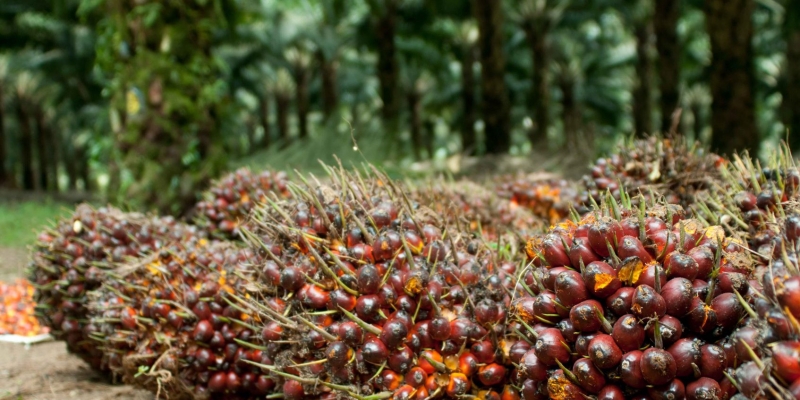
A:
[87,240,267,398]
[581,136,724,209]
[0,279,49,336]
[520,193,752,399]
[28,204,203,371]
[193,168,290,239]
[496,176,583,224]
[233,164,527,400]
[411,178,545,240]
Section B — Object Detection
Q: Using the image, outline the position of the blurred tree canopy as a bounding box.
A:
[0,0,797,212]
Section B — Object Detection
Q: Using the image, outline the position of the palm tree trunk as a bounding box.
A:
[424,117,435,159]
[34,107,56,191]
[76,144,92,192]
[295,66,310,140]
[559,76,581,149]
[317,50,338,118]
[0,88,7,188]
[65,138,78,191]
[474,0,511,154]
[523,23,549,145]
[786,1,800,151]
[691,102,704,142]
[245,116,256,154]
[374,1,399,122]
[260,96,271,149]
[654,0,681,134]
[16,95,35,190]
[460,44,477,155]
[408,88,423,160]
[704,0,759,155]
[276,92,291,146]
[633,20,654,137]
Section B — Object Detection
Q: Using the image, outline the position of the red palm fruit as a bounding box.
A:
[588,334,623,369]
[660,277,693,317]
[555,270,589,308]
[763,308,798,341]
[772,341,800,382]
[606,287,635,316]
[620,350,647,389]
[226,371,242,392]
[429,317,451,341]
[193,320,215,343]
[596,385,625,400]
[618,236,654,263]
[786,214,800,242]
[734,191,758,211]
[710,292,744,332]
[389,345,414,373]
[617,257,646,286]
[778,276,800,320]
[392,384,416,400]
[475,298,501,327]
[355,294,383,323]
[510,340,532,364]
[328,289,357,311]
[545,267,569,291]
[667,338,701,377]
[339,321,364,347]
[327,341,353,368]
[569,237,601,268]
[631,284,666,319]
[646,315,683,347]
[542,234,571,267]
[575,333,598,358]
[450,318,477,345]
[362,335,389,365]
[635,263,667,289]
[648,379,685,400]
[446,373,471,397]
[531,292,561,324]
[735,361,766,398]
[572,358,606,394]
[521,379,548,400]
[588,219,624,257]
[698,343,726,381]
[380,370,402,391]
[280,267,305,291]
[255,375,275,394]
[557,318,579,343]
[405,366,427,388]
[357,264,381,294]
[478,363,507,386]
[612,314,645,352]
[685,378,722,400]
[665,252,699,281]
[570,300,610,333]
[732,326,761,363]
[687,246,714,280]
[299,284,330,309]
[501,386,521,400]
[458,352,479,377]
[521,349,548,381]
[640,347,677,386]
[534,328,571,366]
[208,371,227,393]
[685,297,718,334]
[418,350,443,375]
[647,230,677,262]
[380,319,409,349]
[717,272,749,294]
[472,340,496,364]
[583,261,621,299]
[413,386,430,400]
[547,369,586,400]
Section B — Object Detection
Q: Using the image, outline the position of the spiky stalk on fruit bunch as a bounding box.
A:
[28,204,204,371]
[235,164,529,400]
[581,136,725,210]
[87,240,272,399]
[410,178,545,241]
[193,168,290,239]
[496,176,583,224]
[519,191,753,399]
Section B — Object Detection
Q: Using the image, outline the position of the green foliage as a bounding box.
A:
[0,200,70,247]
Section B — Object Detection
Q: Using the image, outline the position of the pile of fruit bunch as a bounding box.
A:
[193,168,290,239]
[411,178,545,241]
[27,204,204,371]
[496,176,583,224]
[580,136,724,210]
[87,239,273,398]
[231,165,530,400]
[519,193,755,399]
[0,279,49,336]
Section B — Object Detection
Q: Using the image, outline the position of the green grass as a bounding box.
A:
[0,201,72,248]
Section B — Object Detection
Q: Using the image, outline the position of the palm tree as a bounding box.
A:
[367,0,401,123]
[786,0,800,151]
[454,22,478,155]
[654,0,681,134]
[286,46,311,140]
[273,68,295,147]
[630,1,654,137]
[0,55,9,187]
[474,0,511,154]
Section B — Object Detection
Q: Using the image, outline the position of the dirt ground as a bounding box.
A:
[0,247,153,400]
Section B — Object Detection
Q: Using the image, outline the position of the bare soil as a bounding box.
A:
[0,247,153,400]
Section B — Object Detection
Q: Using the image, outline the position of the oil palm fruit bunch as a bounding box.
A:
[411,178,545,241]
[28,204,204,371]
[87,240,269,398]
[581,136,724,210]
[496,176,583,224]
[520,192,753,399]
[232,164,529,400]
[193,168,290,239]
[0,279,49,336]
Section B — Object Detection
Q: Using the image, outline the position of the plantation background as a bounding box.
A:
[0,0,798,239]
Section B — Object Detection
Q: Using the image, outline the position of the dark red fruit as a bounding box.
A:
[685,377,722,400]
[583,261,621,299]
[534,328,570,366]
[611,314,645,353]
[640,347,677,386]
[620,350,647,389]
[667,338,701,377]
[606,287,635,316]
[572,357,605,393]
[631,284,666,319]
[588,334,623,369]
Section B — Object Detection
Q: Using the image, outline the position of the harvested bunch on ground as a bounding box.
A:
[233,164,528,400]
[581,136,724,210]
[411,177,545,241]
[193,168,290,239]
[88,240,267,398]
[28,204,204,371]
[520,193,752,398]
[0,279,49,337]
[496,176,583,224]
